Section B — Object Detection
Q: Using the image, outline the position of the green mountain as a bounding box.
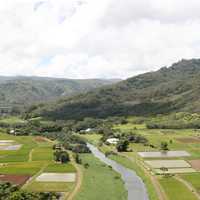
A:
[0,76,119,109]
[28,59,200,120]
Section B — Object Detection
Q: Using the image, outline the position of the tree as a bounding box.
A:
[60,152,70,163]
[116,140,129,152]
[160,141,169,151]
[54,150,70,163]
[75,153,82,164]
[53,151,61,162]
[72,144,91,153]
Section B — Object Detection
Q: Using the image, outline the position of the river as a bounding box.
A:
[87,143,149,200]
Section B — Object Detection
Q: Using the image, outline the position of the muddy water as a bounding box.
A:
[87,143,149,200]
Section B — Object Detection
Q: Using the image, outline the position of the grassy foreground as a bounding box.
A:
[181,173,200,193]
[74,154,127,200]
[159,177,198,200]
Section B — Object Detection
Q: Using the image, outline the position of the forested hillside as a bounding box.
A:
[0,76,119,110]
[28,59,200,120]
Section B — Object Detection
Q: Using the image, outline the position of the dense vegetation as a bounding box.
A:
[0,182,60,200]
[0,76,119,112]
[28,59,200,120]
[146,112,200,129]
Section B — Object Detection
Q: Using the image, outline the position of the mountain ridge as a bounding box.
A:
[28,58,200,119]
[0,76,120,109]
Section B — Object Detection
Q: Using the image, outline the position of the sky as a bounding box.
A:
[1,0,200,79]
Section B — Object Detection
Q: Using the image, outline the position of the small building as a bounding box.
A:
[85,128,92,132]
[10,130,15,134]
[106,138,119,145]
[80,128,93,133]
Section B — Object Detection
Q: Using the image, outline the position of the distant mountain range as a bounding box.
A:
[28,59,200,120]
[0,76,120,109]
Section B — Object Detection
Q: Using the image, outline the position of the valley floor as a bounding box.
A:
[81,123,200,200]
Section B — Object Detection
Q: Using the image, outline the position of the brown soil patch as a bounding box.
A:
[189,160,200,170]
[0,174,31,186]
[176,137,200,143]
[35,136,47,142]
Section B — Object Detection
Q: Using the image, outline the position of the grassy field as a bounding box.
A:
[0,134,38,163]
[44,162,76,173]
[26,181,74,192]
[181,173,200,193]
[74,154,127,200]
[0,131,77,194]
[0,161,45,175]
[159,177,198,200]
[32,145,53,161]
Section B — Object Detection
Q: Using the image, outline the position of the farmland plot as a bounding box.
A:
[145,160,191,169]
[188,160,200,171]
[138,151,190,158]
[36,173,76,182]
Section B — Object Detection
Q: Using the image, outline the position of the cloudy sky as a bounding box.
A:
[1,0,200,79]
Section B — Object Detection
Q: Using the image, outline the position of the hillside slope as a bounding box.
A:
[0,76,119,108]
[29,59,200,119]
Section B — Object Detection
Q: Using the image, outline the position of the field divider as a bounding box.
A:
[28,148,35,162]
[64,152,83,200]
[175,175,200,200]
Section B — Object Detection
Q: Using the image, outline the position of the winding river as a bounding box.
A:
[87,143,149,200]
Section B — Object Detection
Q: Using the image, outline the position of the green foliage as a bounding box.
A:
[147,112,200,129]
[0,76,118,113]
[160,141,169,151]
[72,144,91,153]
[159,177,198,200]
[0,182,60,200]
[116,140,129,152]
[53,150,70,163]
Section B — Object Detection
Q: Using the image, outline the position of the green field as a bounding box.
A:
[44,162,76,173]
[181,173,200,193]
[0,131,77,194]
[32,145,53,161]
[159,177,198,200]
[0,161,45,175]
[74,154,127,200]
[0,135,37,163]
[113,123,200,159]
[25,181,74,192]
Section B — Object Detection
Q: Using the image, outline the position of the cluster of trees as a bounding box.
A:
[0,182,60,200]
[116,140,129,152]
[53,149,70,163]
[146,112,200,129]
[115,133,148,152]
[147,121,200,129]
[160,141,169,151]
[48,132,91,154]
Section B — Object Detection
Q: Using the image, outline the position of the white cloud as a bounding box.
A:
[0,0,200,79]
